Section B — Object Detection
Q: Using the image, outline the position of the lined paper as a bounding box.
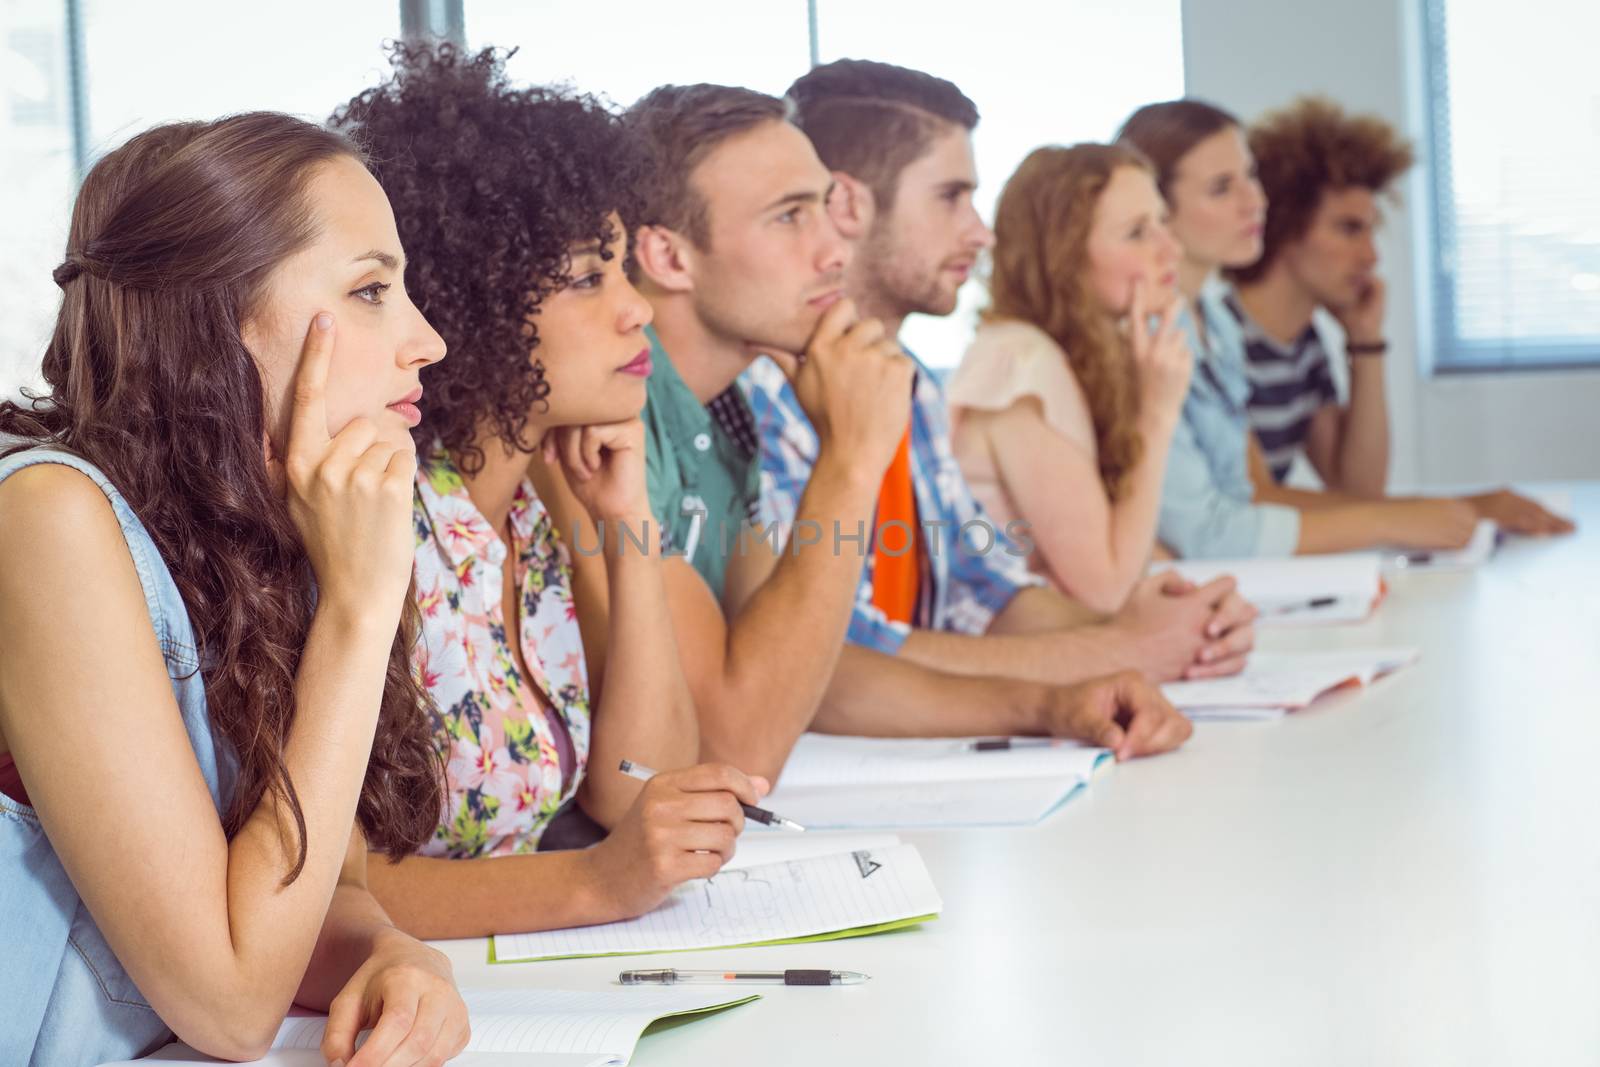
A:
[493,843,941,963]
[98,987,755,1066]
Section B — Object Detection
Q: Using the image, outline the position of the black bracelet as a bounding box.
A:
[1346,340,1388,357]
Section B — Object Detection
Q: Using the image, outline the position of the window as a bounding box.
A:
[1,0,74,400]
[1424,0,1600,370]
[2,0,1185,394]
[469,0,810,103]
[0,0,400,399]
[474,0,1185,369]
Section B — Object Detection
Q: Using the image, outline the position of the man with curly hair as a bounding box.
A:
[1225,96,1571,534]
[617,76,1218,772]
[1224,96,1410,495]
[736,59,1259,703]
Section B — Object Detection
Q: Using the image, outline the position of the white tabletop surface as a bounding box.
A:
[431,484,1600,1067]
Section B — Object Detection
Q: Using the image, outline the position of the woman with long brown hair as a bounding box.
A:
[949,143,1192,612]
[0,113,467,1064]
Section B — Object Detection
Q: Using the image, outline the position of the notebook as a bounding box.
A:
[724,831,903,870]
[491,842,941,964]
[1154,553,1383,626]
[1162,647,1419,719]
[757,733,1110,829]
[1387,518,1498,572]
[96,987,758,1066]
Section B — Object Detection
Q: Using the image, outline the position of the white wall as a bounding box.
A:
[1181,0,1600,489]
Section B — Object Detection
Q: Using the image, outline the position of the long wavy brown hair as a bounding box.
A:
[0,113,443,880]
[984,143,1154,500]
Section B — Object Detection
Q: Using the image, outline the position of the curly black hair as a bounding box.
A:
[330,42,646,472]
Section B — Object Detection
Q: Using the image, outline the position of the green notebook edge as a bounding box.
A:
[649,993,763,1021]
[487,912,938,964]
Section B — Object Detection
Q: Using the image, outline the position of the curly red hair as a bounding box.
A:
[984,143,1154,501]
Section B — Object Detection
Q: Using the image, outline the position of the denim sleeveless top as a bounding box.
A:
[0,446,236,1066]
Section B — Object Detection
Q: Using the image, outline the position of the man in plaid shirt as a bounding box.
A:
[738,60,1258,719]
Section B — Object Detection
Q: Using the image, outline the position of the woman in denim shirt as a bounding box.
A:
[1119,99,1480,559]
[0,115,466,1064]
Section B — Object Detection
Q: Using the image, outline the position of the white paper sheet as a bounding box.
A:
[765,776,1091,829]
[760,734,1109,829]
[1163,647,1419,711]
[99,987,757,1066]
[1154,553,1382,626]
[492,843,941,963]
[775,733,1107,789]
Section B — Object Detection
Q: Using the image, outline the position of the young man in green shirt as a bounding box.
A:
[537,83,1200,782]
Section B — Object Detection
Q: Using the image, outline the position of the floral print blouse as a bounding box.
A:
[411,447,591,858]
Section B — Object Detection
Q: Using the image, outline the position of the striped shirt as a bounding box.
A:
[1223,289,1339,483]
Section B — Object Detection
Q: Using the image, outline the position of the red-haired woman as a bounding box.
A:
[950,143,1191,612]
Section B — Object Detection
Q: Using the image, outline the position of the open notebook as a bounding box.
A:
[491,842,941,964]
[1387,518,1499,572]
[1162,647,1419,720]
[96,987,757,1066]
[759,733,1111,828]
[1155,553,1384,626]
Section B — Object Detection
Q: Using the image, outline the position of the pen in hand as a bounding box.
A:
[618,759,807,832]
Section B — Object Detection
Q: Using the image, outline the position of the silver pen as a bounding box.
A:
[621,968,869,986]
[618,759,806,831]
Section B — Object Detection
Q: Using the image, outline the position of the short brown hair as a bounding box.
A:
[787,59,978,214]
[1229,96,1414,284]
[986,143,1155,500]
[624,83,789,247]
[1115,98,1241,198]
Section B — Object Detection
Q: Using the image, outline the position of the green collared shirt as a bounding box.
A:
[641,326,762,601]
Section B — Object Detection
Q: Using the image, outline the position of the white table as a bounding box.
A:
[433,485,1600,1066]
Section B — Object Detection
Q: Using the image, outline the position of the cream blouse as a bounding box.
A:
[947,319,1097,571]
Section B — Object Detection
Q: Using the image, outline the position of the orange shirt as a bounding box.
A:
[870,427,923,624]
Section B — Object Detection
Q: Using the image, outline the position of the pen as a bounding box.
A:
[1269,595,1339,615]
[967,737,1058,752]
[621,968,869,986]
[618,759,806,832]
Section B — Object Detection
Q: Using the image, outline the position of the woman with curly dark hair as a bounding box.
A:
[948,143,1191,613]
[0,113,467,1063]
[331,44,765,941]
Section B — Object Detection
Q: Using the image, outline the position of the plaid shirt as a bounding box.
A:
[742,352,1043,655]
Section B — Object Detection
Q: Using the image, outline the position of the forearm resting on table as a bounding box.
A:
[294,832,413,1011]
[894,619,1133,687]
[367,847,614,941]
[813,644,1043,738]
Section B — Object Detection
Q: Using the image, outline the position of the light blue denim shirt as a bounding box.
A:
[0,446,236,1066]
[1157,289,1301,558]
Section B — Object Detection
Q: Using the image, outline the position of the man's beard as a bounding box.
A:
[859,229,956,321]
